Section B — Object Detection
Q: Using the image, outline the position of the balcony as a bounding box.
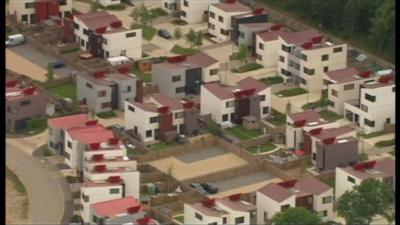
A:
[346,99,360,108]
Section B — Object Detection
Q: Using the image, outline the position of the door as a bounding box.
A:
[386,118,391,124]
[185,68,202,95]
[234,98,250,124]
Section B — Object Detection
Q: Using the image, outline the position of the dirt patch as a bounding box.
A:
[6,168,29,225]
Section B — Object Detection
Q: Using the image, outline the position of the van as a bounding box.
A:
[6,34,25,47]
[107,56,131,66]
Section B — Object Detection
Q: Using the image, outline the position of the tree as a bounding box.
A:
[337,179,394,225]
[185,28,197,48]
[130,7,140,22]
[342,0,362,36]
[193,31,203,48]
[286,100,292,114]
[236,44,249,65]
[28,116,47,132]
[130,3,153,25]
[174,27,182,42]
[90,0,100,12]
[369,0,394,52]
[46,63,54,84]
[271,207,322,225]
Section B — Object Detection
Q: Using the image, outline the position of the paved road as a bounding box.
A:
[6,141,71,224]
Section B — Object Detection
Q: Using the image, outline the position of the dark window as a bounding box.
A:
[331,89,338,97]
[218,16,223,22]
[300,77,307,85]
[67,141,72,148]
[392,87,395,92]
[101,102,111,109]
[281,68,291,76]
[176,87,185,93]
[60,0,67,5]
[260,95,266,101]
[322,196,332,204]
[93,215,98,223]
[208,223,217,225]
[83,194,89,202]
[263,106,269,114]
[303,67,315,75]
[164,2,168,8]
[83,29,89,36]
[86,82,93,89]
[319,210,328,217]
[347,176,355,184]
[226,101,234,108]
[146,130,152,138]
[365,93,376,102]
[208,23,215,30]
[281,204,290,211]
[25,2,35,8]
[64,11,71,18]
[223,217,227,224]
[183,0,188,7]
[256,54,262,60]
[64,151,70,159]
[235,217,244,224]
[126,32,136,38]
[105,51,110,58]
[333,47,343,53]
[294,63,300,70]
[259,43,264,50]
[327,100,335,107]
[128,105,135,112]
[312,153,316,160]
[73,22,79,30]
[181,11,187,17]
[20,100,31,106]
[279,55,285,63]
[98,90,106,97]
[210,69,218,75]
[30,14,36,23]
[222,114,228,122]
[21,14,28,22]
[172,75,181,82]
[220,29,229,36]
[81,39,85,47]
[175,112,184,119]
[288,60,294,67]
[126,86,131,92]
[195,212,202,221]
[343,83,355,90]
[209,11,215,18]
[150,116,159,124]
[109,188,120,194]
[301,54,307,61]
[281,44,291,53]
[364,119,375,127]
[239,32,245,38]
[324,66,329,72]
[321,54,329,61]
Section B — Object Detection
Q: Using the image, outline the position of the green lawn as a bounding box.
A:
[320,177,335,188]
[225,126,263,140]
[231,63,264,73]
[105,4,126,11]
[265,109,286,126]
[302,90,329,110]
[174,215,184,224]
[132,69,151,83]
[12,116,47,135]
[375,139,395,148]
[262,76,284,85]
[248,143,277,154]
[360,130,388,139]
[131,24,157,41]
[6,167,28,219]
[170,45,199,55]
[96,110,117,119]
[127,148,142,157]
[150,142,177,151]
[47,82,77,101]
[276,87,308,97]
[359,153,369,161]
[150,7,168,17]
[319,109,342,122]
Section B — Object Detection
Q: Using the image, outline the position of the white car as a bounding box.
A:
[6,34,25,47]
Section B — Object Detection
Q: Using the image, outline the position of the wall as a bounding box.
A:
[334,167,361,199]
[256,192,296,223]
[313,189,334,221]
[180,0,219,24]
[152,64,186,98]
[102,29,142,59]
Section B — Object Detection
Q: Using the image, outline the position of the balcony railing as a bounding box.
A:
[346,99,361,108]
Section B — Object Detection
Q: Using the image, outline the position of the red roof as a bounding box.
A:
[288,110,322,125]
[237,77,269,93]
[326,67,360,83]
[150,93,183,111]
[185,52,218,68]
[311,126,355,141]
[67,125,114,144]
[258,29,323,46]
[92,196,141,218]
[75,11,121,31]
[6,87,41,101]
[202,82,234,100]
[258,183,293,202]
[48,114,89,129]
[212,2,251,12]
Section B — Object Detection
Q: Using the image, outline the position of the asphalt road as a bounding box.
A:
[6,141,71,224]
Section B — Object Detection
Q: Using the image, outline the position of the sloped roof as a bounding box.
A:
[311,126,355,141]
[75,11,120,30]
[48,114,89,129]
[92,196,141,218]
[258,29,322,46]
[258,183,293,202]
[288,110,322,124]
[186,52,218,68]
[237,77,269,93]
[67,125,114,144]
[212,2,251,12]
[202,82,234,100]
[149,93,183,111]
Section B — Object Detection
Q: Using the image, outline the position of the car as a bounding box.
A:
[6,34,25,47]
[50,60,65,69]
[79,52,93,60]
[158,29,172,39]
[111,125,125,132]
[190,183,207,194]
[200,183,218,194]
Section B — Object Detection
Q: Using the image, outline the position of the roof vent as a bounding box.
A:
[307,122,319,126]
[337,139,348,143]
[325,42,333,46]
[366,169,380,175]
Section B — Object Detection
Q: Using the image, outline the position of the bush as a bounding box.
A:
[43,148,54,157]
[150,7,168,17]
[105,4,126,11]
[375,139,395,148]
[96,110,117,119]
[231,63,264,73]
[262,76,284,85]
[208,121,223,137]
[171,19,188,25]
[70,215,82,223]
[359,153,369,161]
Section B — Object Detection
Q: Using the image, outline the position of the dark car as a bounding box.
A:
[158,29,172,39]
[190,183,207,194]
[200,183,218,194]
[50,60,65,69]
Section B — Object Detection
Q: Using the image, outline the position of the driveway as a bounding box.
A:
[6,141,72,224]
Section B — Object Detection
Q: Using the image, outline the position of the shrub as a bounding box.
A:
[96,110,117,119]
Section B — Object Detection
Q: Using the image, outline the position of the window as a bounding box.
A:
[347,176,355,184]
[195,212,203,221]
[25,2,35,8]
[126,86,131,93]
[128,105,135,112]
[218,16,224,22]
[208,223,217,225]
[101,102,111,109]
[67,141,72,148]
[331,89,338,97]
[210,69,218,76]
[175,112,184,119]
[64,11,71,18]
[294,63,300,70]
[150,116,159,124]
[321,54,329,61]
[164,2,168,8]
[300,77,307,85]
[220,29,229,36]
[82,194,89,202]
[279,55,285,63]
[318,210,328,217]
[176,87,185,93]
[324,66,329,72]
[98,90,106,97]
[208,23,215,30]
[83,29,89,36]
[393,87,395,92]
[172,75,181,82]
[256,54,262,60]
[64,151,70,159]
[126,32,136,38]
[344,83,354,90]
[301,54,307,61]
[226,101,234,108]
[281,204,290,211]
[222,114,228,122]
[281,68,291,76]
[86,82,93,89]
[288,60,294,67]
[303,67,315,75]
[263,106,269,114]
[105,51,110,58]
[103,38,108,45]
[81,39,85,47]
[183,0,188,7]
[93,215,98,223]
[333,47,343,53]
[209,11,215,18]
[146,130,152,138]
[181,11,187,17]
[327,100,335,107]
[365,93,376,102]
[281,44,291,53]
[361,104,368,112]
[109,188,120,194]
[20,100,31,106]
[312,153,316,160]
[259,43,264,50]
[223,217,227,224]
[239,32,245,38]
[235,217,244,224]
[60,0,67,5]
[364,119,375,127]
[73,22,79,30]
[322,196,332,204]
[21,14,28,22]
[260,95,266,101]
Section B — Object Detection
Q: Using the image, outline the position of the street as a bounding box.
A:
[6,141,71,224]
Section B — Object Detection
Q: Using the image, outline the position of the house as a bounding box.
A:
[286,110,338,150]
[77,72,138,113]
[47,114,90,155]
[90,197,158,225]
[99,0,121,7]
[208,1,251,43]
[325,68,382,115]
[73,11,142,59]
[124,93,199,143]
[162,0,180,15]
[257,177,333,223]
[255,28,347,92]
[343,75,395,133]
[303,125,358,172]
[152,53,220,98]
[231,8,268,45]
[180,0,219,24]
[80,135,140,223]
[335,158,395,198]
[238,22,274,54]
[6,82,46,132]
[8,0,72,25]
[184,194,256,225]
[201,77,271,126]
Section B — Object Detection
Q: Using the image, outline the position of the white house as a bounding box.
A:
[180,0,219,24]
[257,177,334,223]
[200,77,271,126]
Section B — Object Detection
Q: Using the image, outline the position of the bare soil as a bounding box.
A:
[6,176,28,224]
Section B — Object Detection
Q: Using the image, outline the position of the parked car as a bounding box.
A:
[200,183,218,194]
[158,29,172,39]
[111,125,125,132]
[50,59,65,69]
[190,183,207,194]
[79,52,93,60]
[6,34,25,47]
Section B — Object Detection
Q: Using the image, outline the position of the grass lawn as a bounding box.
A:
[360,130,388,139]
[320,177,335,188]
[47,82,77,101]
[131,24,156,41]
[12,116,47,135]
[225,126,263,140]
[171,19,188,26]
[127,148,142,157]
[96,110,117,119]
[43,148,54,157]
[319,109,342,122]
[150,7,168,17]
[262,76,284,85]
[231,63,263,73]
[174,215,184,223]
[248,143,277,154]
[105,4,126,11]
[150,142,177,151]
[375,139,395,148]
[276,87,307,97]
[6,167,28,219]
[132,69,151,83]
[170,45,199,55]
[265,109,286,126]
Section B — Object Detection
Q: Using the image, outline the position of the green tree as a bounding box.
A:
[174,27,182,42]
[27,116,47,132]
[236,44,249,65]
[369,0,395,52]
[130,6,140,22]
[46,63,54,84]
[185,28,197,48]
[342,0,362,36]
[271,207,322,225]
[194,31,203,48]
[90,0,100,12]
[337,179,394,225]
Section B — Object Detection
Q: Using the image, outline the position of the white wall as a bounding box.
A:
[124,101,159,143]
[184,204,225,225]
[180,0,219,24]
[200,86,235,125]
[121,171,140,199]
[102,29,142,59]
[99,0,121,7]
[258,87,271,120]
[203,62,221,83]
[255,36,280,70]
[313,189,334,221]
[216,201,252,225]
[256,192,296,223]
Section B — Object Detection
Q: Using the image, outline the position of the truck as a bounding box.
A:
[107,56,131,66]
[6,34,25,47]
